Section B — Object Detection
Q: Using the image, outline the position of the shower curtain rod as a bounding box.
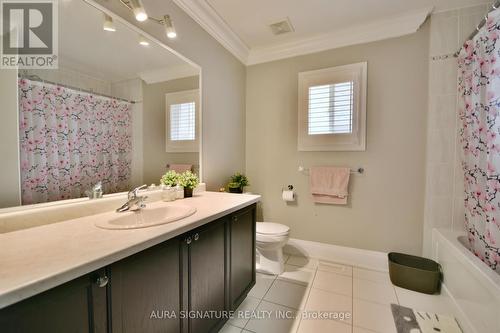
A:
[18,74,140,104]
[454,0,500,57]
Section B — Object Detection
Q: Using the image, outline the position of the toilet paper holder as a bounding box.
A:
[281,185,296,202]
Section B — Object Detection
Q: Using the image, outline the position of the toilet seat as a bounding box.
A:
[256,233,288,243]
[256,222,290,236]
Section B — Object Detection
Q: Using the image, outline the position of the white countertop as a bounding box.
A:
[0,191,260,309]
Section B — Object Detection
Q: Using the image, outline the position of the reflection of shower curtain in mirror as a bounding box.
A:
[18,78,132,204]
[458,8,500,273]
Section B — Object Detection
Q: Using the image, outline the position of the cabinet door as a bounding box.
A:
[183,218,227,333]
[229,204,256,309]
[110,239,182,333]
[0,269,108,333]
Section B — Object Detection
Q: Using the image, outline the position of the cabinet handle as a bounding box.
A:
[96,275,109,288]
[194,233,199,241]
[186,237,192,245]
[232,216,238,222]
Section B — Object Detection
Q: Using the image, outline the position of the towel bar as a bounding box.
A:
[298,166,364,175]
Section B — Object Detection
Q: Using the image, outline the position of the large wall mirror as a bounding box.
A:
[0,0,201,209]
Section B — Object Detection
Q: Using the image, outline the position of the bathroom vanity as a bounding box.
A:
[0,192,259,333]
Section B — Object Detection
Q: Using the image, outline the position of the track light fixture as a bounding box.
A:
[103,14,116,32]
[120,0,177,39]
[130,0,147,21]
[163,15,176,39]
[138,35,150,46]
[120,0,148,22]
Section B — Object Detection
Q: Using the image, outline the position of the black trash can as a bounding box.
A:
[388,252,442,295]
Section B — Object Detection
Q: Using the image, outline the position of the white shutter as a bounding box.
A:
[308,82,354,135]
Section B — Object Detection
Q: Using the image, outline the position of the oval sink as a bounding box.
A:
[95,204,197,230]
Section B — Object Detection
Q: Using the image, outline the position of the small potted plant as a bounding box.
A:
[228,172,249,193]
[178,171,199,198]
[160,170,179,187]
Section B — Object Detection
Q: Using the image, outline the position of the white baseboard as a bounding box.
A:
[283,238,389,272]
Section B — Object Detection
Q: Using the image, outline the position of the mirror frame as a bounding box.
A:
[0,0,203,214]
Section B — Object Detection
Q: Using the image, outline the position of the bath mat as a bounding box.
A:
[391,304,462,333]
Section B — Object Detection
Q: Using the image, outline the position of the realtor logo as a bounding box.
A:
[1,0,58,68]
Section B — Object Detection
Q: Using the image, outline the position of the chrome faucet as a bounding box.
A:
[116,185,148,213]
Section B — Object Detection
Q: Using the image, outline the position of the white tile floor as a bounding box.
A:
[221,255,458,333]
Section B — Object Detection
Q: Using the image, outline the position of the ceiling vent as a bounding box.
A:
[269,17,294,35]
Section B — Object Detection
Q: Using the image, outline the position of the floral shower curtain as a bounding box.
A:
[458,9,500,272]
[18,78,132,205]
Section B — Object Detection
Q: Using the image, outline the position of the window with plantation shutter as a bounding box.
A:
[298,63,367,151]
[170,102,196,141]
[165,89,199,153]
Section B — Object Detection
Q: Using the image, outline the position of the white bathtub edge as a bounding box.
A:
[433,228,500,298]
[432,228,500,333]
[440,283,477,333]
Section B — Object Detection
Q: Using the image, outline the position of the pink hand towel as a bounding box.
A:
[310,166,351,205]
[168,164,193,173]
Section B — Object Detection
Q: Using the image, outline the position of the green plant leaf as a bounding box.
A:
[177,170,199,189]
[229,172,249,187]
[160,170,179,187]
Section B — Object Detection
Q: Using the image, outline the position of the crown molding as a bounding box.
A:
[247,6,433,65]
[139,64,199,84]
[173,1,433,66]
[172,0,250,64]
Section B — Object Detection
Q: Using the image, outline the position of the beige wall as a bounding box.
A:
[0,69,21,208]
[95,0,247,191]
[246,23,430,255]
[142,76,199,185]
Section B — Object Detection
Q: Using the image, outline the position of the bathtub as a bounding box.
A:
[432,228,500,333]
[457,236,500,278]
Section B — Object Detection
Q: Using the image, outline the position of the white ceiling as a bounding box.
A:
[173,0,491,64]
[58,0,198,82]
[207,0,491,49]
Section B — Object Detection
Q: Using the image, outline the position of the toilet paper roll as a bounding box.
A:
[282,190,295,202]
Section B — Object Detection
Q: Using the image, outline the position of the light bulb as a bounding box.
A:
[134,8,147,22]
[166,30,177,39]
[130,0,148,22]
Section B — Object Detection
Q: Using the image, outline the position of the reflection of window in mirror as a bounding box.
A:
[165,89,200,152]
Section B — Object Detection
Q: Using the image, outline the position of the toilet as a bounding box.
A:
[256,222,290,275]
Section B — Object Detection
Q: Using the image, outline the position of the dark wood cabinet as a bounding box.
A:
[0,269,108,333]
[181,218,228,333]
[229,206,256,310]
[0,203,257,333]
[109,239,182,333]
